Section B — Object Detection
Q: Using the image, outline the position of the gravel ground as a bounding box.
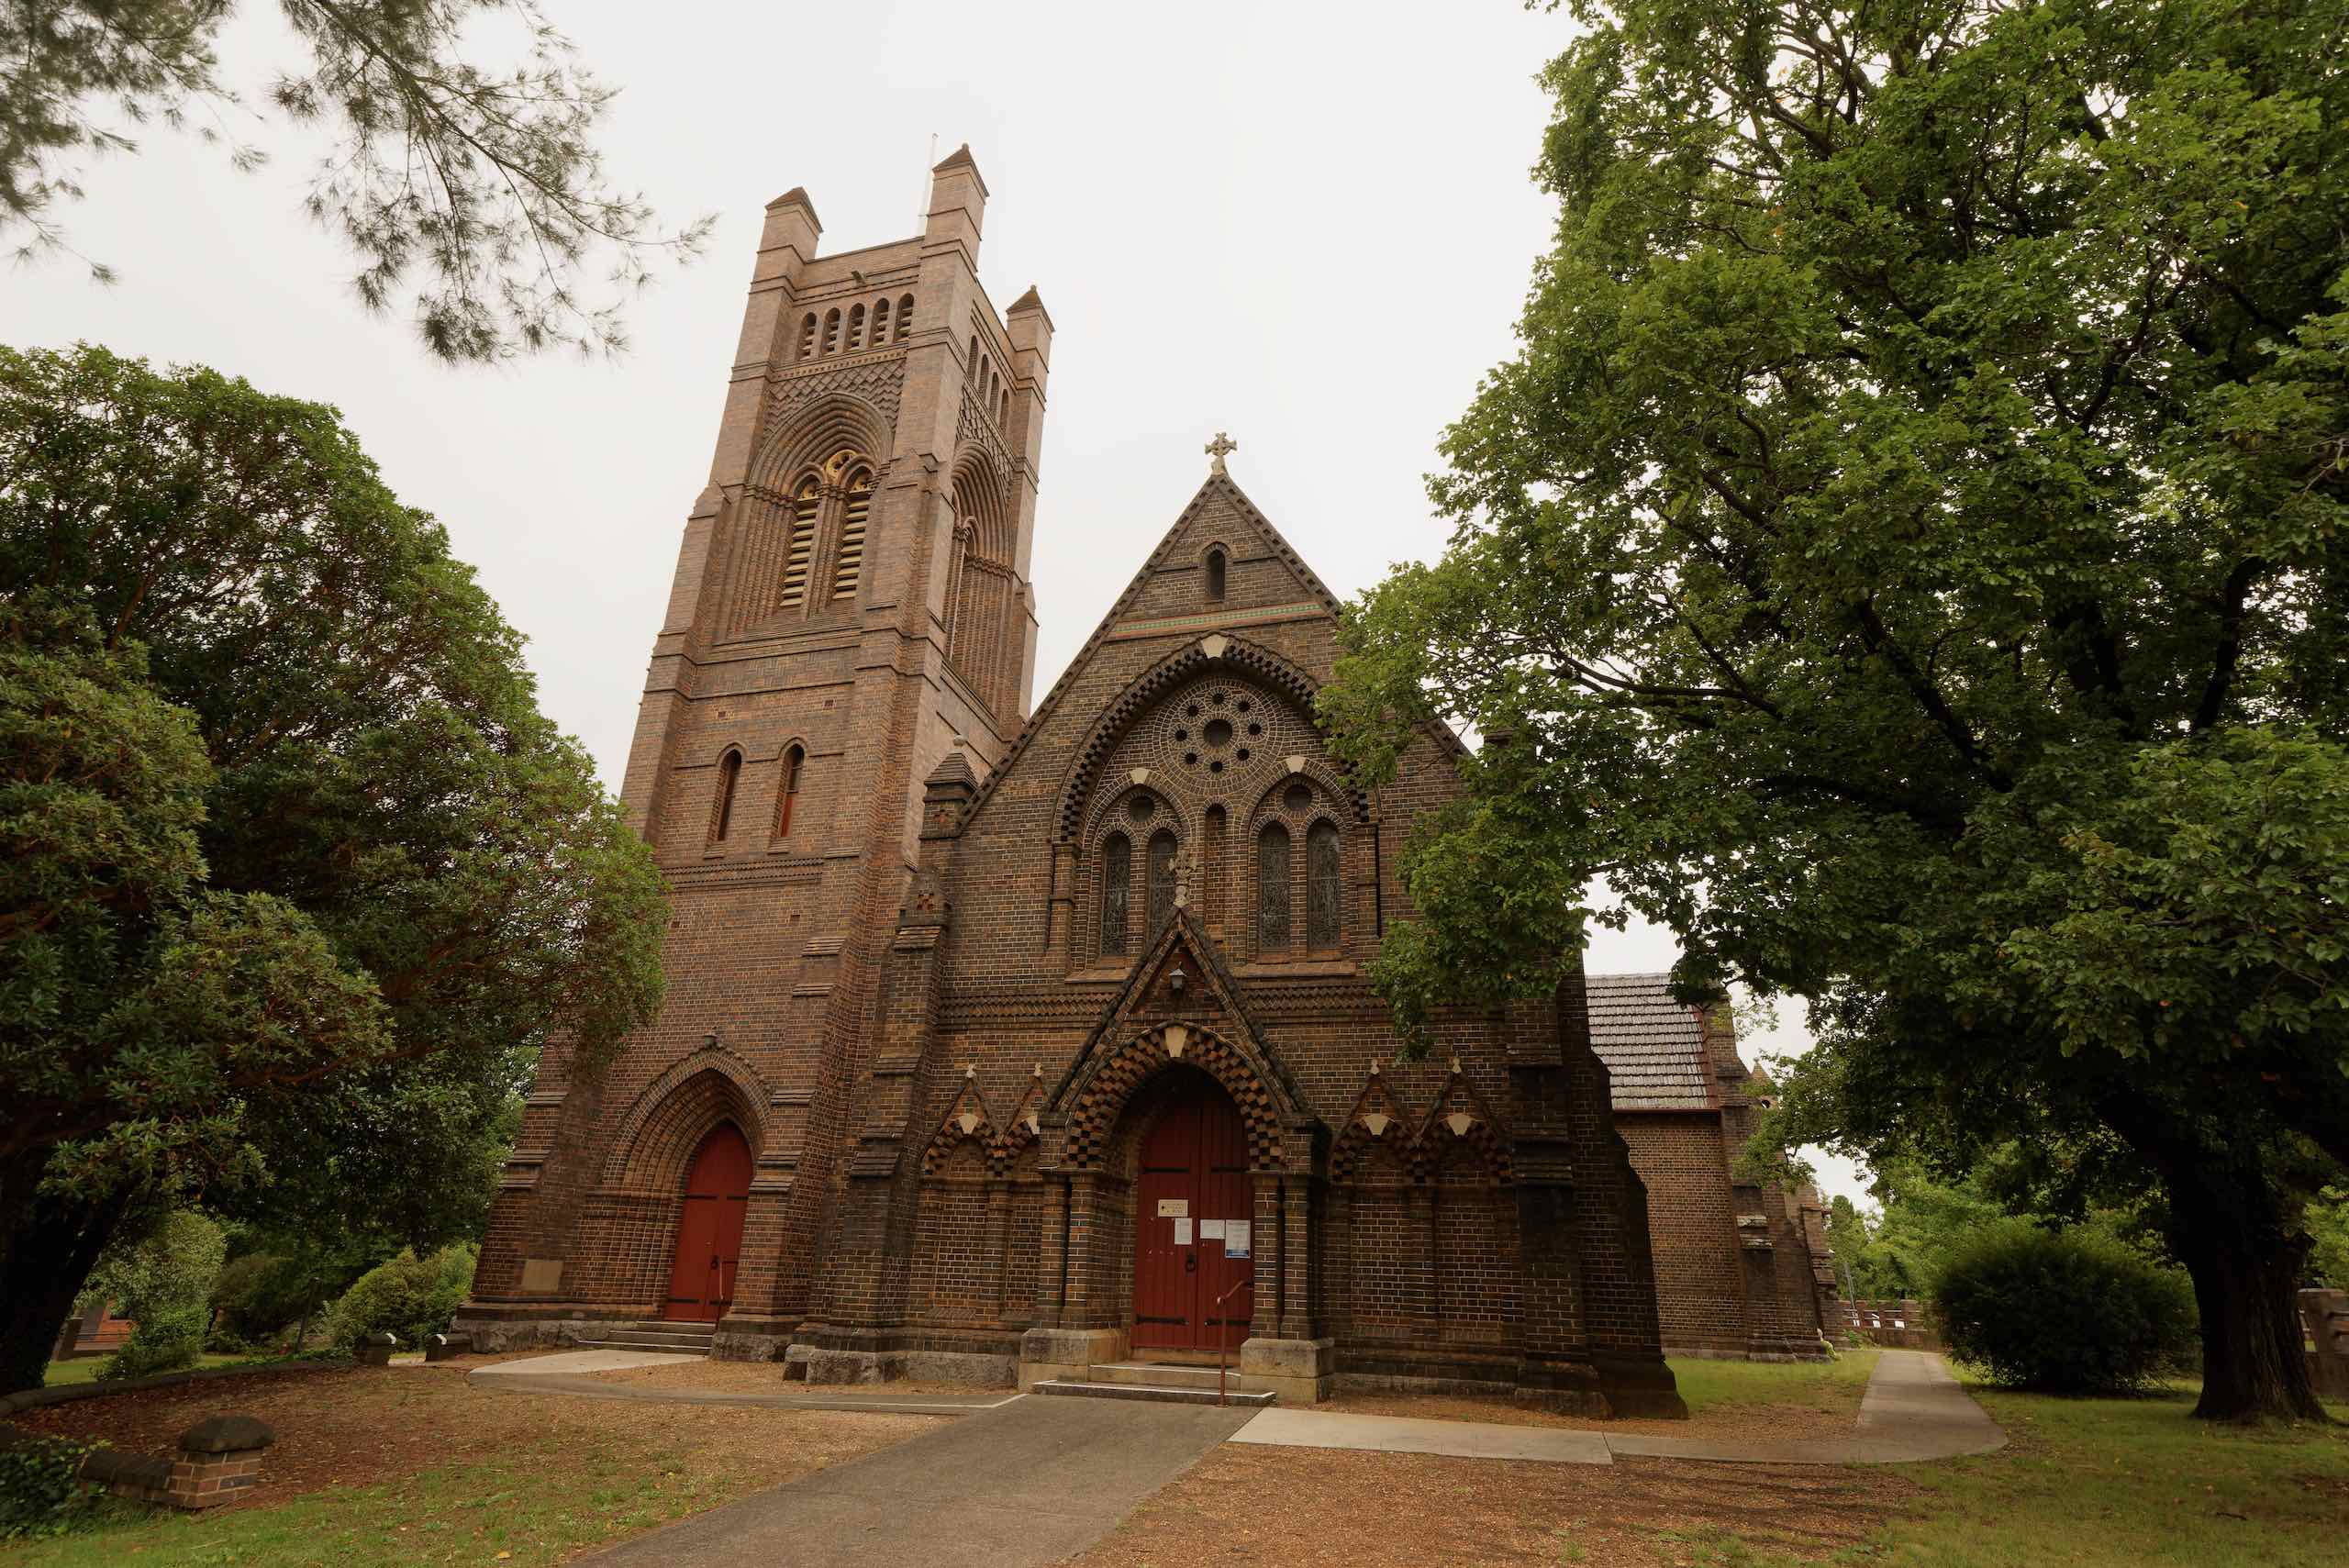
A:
[1318,1390,1863,1442]
[1061,1444,1914,1567]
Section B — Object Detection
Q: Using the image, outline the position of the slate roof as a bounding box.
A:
[1586,972,1720,1112]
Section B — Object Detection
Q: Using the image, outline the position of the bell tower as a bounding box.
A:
[462,150,1054,1350]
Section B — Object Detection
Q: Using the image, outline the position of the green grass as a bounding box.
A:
[39,1353,253,1388]
[0,1443,759,1568]
[1653,1378,2349,1568]
[1665,1347,1882,1418]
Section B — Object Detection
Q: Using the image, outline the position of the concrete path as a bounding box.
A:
[465,1350,1019,1415]
[1229,1350,2002,1467]
[576,1391,1256,1567]
[468,1349,696,1377]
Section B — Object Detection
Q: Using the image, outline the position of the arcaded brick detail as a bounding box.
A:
[601,1052,768,1190]
[1063,1023,1283,1172]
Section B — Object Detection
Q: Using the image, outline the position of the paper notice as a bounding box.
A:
[1199,1219,1226,1240]
[1156,1197,1189,1218]
[1173,1218,1193,1245]
[1224,1219,1252,1259]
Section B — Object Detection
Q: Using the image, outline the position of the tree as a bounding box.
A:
[1323,0,2348,1420]
[0,343,665,1392]
[1,1,710,360]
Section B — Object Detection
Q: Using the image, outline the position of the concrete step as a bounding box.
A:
[1088,1362,1231,1391]
[1032,1378,1275,1408]
[573,1331,714,1354]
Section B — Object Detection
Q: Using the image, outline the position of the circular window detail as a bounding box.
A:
[1236,700,1251,713]
[1204,717,1234,748]
[1236,748,1251,762]
[1130,795,1155,822]
[1246,722,1263,737]
[1285,783,1313,814]
[1211,690,1228,706]
[1186,704,1201,718]
[1174,728,1187,742]
[1185,751,1199,766]
[1209,760,1224,774]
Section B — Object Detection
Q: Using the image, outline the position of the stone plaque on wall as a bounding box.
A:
[519,1258,564,1294]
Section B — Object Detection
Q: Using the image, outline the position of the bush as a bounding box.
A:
[1934,1224,2199,1394]
[96,1305,207,1382]
[321,1243,477,1352]
[0,1436,105,1540]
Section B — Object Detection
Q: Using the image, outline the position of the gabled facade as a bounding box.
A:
[458,161,1828,1409]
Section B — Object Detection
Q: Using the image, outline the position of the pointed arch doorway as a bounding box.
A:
[664,1123,751,1322]
[1132,1077,1254,1353]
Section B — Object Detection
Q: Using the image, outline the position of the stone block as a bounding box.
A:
[895,1349,1015,1387]
[1238,1336,1334,1404]
[355,1332,398,1367]
[1017,1326,1124,1390]
[178,1416,273,1453]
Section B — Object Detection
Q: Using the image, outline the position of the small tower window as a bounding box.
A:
[776,744,804,837]
[847,303,866,351]
[1101,832,1132,956]
[1307,819,1341,949]
[710,750,742,844]
[1147,828,1179,943]
[822,308,841,354]
[781,477,821,606]
[999,388,1010,426]
[969,335,980,375]
[896,295,915,340]
[832,468,872,599]
[1205,547,1227,603]
[798,314,817,360]
[872,297,891,342]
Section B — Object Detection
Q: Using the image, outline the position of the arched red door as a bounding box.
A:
[664,1123,751,1322]
[1132,1084,1253,1353]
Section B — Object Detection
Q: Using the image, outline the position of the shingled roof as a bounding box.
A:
[1586,973,1720,1112]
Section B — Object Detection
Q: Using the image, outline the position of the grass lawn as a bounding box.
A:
[39,1353,253,1388]
[1666,1349,1879,1420]
[0,1363,943,1567]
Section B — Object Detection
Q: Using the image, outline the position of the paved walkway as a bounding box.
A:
[466,1350,1020,1415]
[1230,1350,2003,1466]
[576,1393,1256,1567]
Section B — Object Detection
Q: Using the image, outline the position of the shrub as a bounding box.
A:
[1934,1224,2199,1394]
[0,1436,104,1540]
[96,1305,207,1382]
[321,1243,477,1352]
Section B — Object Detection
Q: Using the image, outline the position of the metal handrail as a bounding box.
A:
[1215,1273,1253,1406]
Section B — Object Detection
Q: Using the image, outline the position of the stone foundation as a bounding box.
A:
[1237,1336,1334,1405]
[1017,1327,1127,1390]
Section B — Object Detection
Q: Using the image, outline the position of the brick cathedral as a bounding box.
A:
[457,151,1835,1410]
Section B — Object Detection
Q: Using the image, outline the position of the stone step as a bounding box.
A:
[573,1332,714,1354]
[1088,1362,1232,1391]
[1032,1378,1275,1407]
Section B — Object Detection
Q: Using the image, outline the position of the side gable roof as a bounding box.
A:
[1586,972,1723,1112]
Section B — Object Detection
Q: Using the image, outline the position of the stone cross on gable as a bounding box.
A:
[1204,431,1237,476]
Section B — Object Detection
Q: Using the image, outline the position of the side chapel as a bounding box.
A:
[456,151,1834,1410]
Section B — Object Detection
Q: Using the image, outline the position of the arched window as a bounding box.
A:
[846,303,866,351]
[998,386,1010,426]
[1307,820,1341,949]
[822,308,841,353]
[1203,804,1227,933]
[1205,547,1227,603]
[896,295,914,340]
[798,314,817,360]
[1256,822,1291,951]
[776,744,804,837]
[1100,832,1132,956]
[1147,829,1179,942]
[780,477,821,606]
[968,334,980,375]
[872,297,891,342]
[832,468,871,598]
[710,750,742,843]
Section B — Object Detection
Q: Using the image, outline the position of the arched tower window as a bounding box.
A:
[776,744,804,837]
[1100,832,1132,956]
[1203,804,1227,935]
[1307,819,1341,949]
[846,303,866,351]
[832,468,872,599]
[998,386,1010,426]
[1256,822,1291,951]
[896,295,914,340]
[798,314,817,360]
[872,297,890,342]
[968,334,980,375]
[710,750,742,844]
[822,309,841,354]
[1147,828,1179,943]
[1205,547,1227,603]
[780,476,821,606]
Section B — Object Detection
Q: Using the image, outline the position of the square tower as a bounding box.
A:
[462,150,1054,1344]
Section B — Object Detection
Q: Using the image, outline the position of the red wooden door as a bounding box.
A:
[664,1123,751,1322]
[1132,1087,1253,1352]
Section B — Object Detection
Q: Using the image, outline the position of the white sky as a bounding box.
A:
[1,0,1869,1210]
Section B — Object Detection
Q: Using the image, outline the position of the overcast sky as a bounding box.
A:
[2,0,1870,1211]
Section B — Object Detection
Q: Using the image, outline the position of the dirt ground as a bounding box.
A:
[1062,1444,1915,1567]
[5,1362,945,1505]
[1318,1390,1861,1442]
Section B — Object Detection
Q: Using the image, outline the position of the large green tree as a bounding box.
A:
[2,2,709,359]
[1324,0,2349,1420]
[0,343,664,1392]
